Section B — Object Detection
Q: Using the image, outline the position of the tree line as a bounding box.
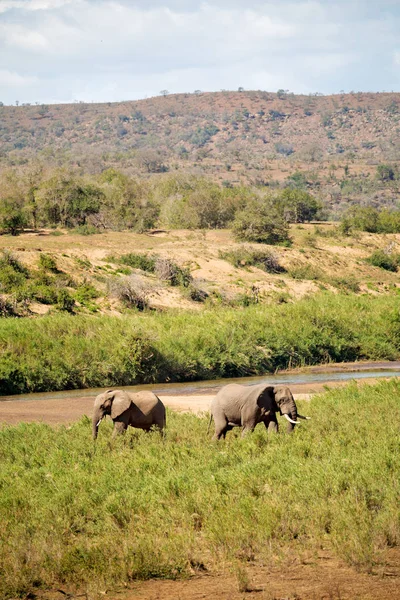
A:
[0,168,322,242]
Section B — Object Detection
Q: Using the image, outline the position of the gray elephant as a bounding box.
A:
[92,389,166,440]
[208,383,310,440]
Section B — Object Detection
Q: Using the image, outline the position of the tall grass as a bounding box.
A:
[1,380,399,598]
[1,293,400,394]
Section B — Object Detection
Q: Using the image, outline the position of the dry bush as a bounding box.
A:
[154,258,192,287]
[109,275,151,310]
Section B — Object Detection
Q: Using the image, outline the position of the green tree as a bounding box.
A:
[37,172,103,227]
[341,206,380,233]
[0,171,28,235]
[276,189,321,223]
[99,169,158,231]
[232,198,290,244]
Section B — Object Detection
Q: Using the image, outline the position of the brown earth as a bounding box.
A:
[2,225,400,313]
[36,548,400,600]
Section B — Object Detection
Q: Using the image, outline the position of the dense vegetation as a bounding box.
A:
[0,168,321,239]
[2,91,400,225]
[1,293,400,395]
[1,379,399,598]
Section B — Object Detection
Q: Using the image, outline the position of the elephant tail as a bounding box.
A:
[206,412,213,436]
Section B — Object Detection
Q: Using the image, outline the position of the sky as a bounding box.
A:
[0,0,400,105]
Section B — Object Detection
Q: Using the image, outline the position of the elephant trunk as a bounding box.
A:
[92,408,103,440]
[284,401,298,433]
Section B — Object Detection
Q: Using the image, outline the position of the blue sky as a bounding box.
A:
[0,0,399,105]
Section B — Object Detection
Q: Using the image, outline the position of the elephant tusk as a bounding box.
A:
[297,414,311,420]
[283,414,300,425]
[96,419,102,427]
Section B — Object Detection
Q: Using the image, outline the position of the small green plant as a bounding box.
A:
[72,224,102,235]
[107,253,157,273]
[74,282,100,309]
[366,250,399,272]
[39,253,58,272]
[57,289,75,312]
[288,264,323,281]
[220,246,285,274]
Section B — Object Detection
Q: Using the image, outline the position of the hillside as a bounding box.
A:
[2,91,400,176]
[1,224,400,316]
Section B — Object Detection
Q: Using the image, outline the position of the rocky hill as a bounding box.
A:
[1,91,400,179]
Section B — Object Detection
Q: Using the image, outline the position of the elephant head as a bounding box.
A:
[92,390,131,439]
[271,385,310,432]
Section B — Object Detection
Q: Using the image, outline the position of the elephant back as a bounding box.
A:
[131,391,163,415]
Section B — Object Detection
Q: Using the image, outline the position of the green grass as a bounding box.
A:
[1,293,400,394]
[1,380,399,598]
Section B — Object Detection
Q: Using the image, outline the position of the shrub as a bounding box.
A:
[154,258,192,287]
[74,282,100,308]
[109,253,157,273]
[288,264,323,281]
[232,199,290,245]
[275,142,294,156]
[57,289,75,312]
[0,251,29,292]
[184,283,209,302]
[366,250,399,272]
[110,275,150,310]
[71,224,102,235]
[39,253,58,272]
[220,247,285,273]
[0,295,16,317]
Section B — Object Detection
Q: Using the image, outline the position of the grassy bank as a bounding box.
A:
[1,380,399,598]
[1,293,400,395]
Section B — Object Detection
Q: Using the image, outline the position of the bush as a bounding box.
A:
[220,246,285,273]
[341,207,400,234]
[74,282,100,310]
[71,224,102,235]
[0,251,29,292]
[110,275,150,310]
[39,253,58,272]
[0,295,16,317]
[110,253,157,273]
[288,264,323,281]
[184,283,209,302]
[154,258,192,287]
[57,289,75,312]
[232,199,290,245]
[366,250,399,272]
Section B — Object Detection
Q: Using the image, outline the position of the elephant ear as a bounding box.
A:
[255,385,274,407]
[110,391,131,419]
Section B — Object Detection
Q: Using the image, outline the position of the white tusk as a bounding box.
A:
[283,414,300,425]
[96,419,102,427]
[297,414,311,420]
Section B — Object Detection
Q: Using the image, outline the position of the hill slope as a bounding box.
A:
[2,91,400,176]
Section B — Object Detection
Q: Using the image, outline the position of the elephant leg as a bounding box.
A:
[213,411,231,440]
[241,418,257,437]
[265,415,278,433]
[112,420,128,438]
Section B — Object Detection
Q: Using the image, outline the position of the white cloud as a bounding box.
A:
[0,0,399,103]
[0,68,39,85]
[0,0,73,13]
